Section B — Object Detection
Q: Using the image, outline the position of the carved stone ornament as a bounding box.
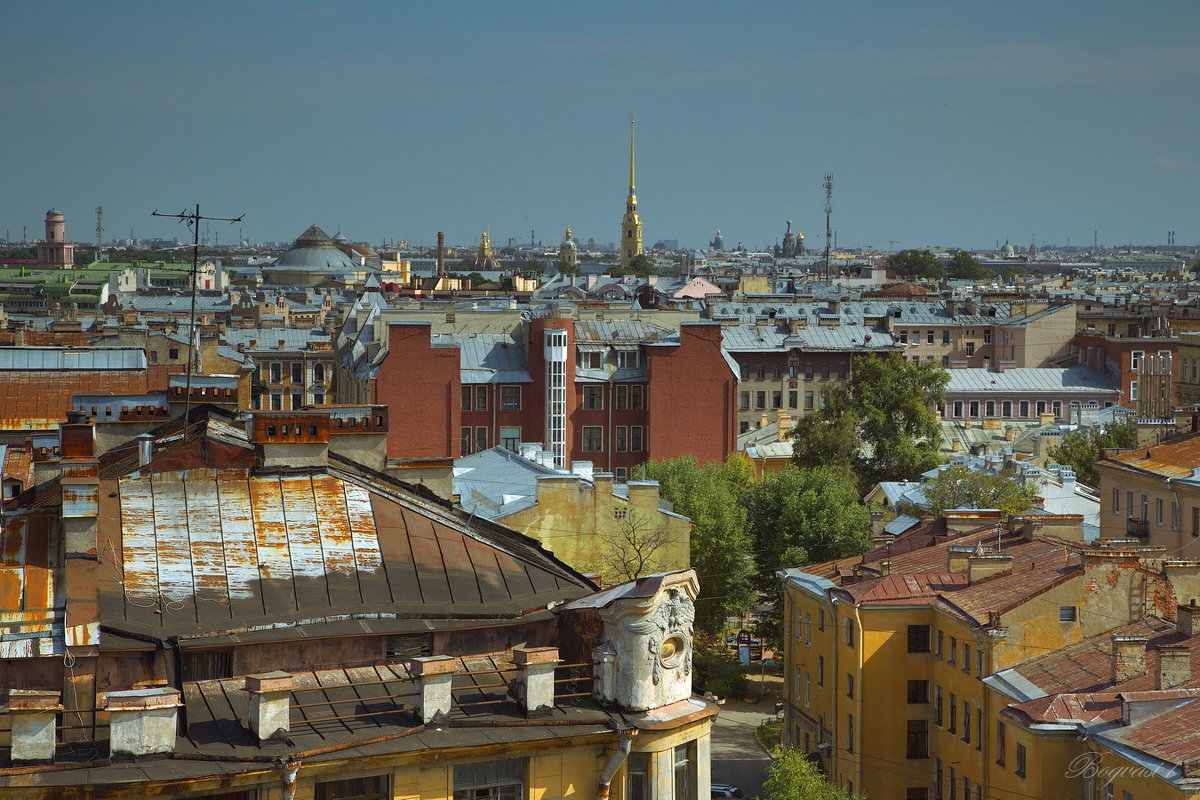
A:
[624,586,695,684]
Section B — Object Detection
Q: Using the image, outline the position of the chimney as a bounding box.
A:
[512,646,560,717]
[1155,645,1191,690]
[436,231,446,277]
[1004,426,1014,442]
[951,438,961,452]
[7,690,63,763]
[519,442,541,461]
[1111,635,1149,683]
[776,409,792,441]
[136,433,154,469]
[571,461,594,482]
[947,545,974,573]
[878,560,891,577]
[245,671,293,742]
[1039,411,1056,426]
[412,655,456,723]
[105,687,183,758]
[968,552,1014,583]
[1178,600,1200,636]
[759,412,768,429]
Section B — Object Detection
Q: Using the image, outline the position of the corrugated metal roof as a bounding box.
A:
[0,346,146,371]
[945,367,1119,394]
[0,370,169,432]
[435,333,532,384]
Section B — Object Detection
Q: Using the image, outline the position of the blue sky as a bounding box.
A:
[3,1,1197,252]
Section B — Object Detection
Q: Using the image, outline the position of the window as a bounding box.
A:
[317,775,389,800]
[269,362,282,383]
[739,364,749,380]
[169,347,180,360]
[314,363,325,382]
[804,362,814,379]
[476,385,488,411]
[1037,400,1046,414]
[500,386,521,411]
[837,361,848,379]
[630,426,644,452]
[1019,400,1029,417]
[907,719,929,759]
[1131,350,1144,371]
[474,426,488,452]
[673,744,694,800]
[453,759,524,800]
[949,692,957,733]
[1130,380,1139,402]
[756,391,766,410]
[819,609,825,631]
[953,401,963,417]
[616,350,642,369]
[1015,743,1027,777]
[985,400,995,417]
[804,391,814,410]
[773,364,782,379]
[949,637,957,664]
[843,618,855,647]
[582,426,602,452]
[1059,605,1077,622]
[788,391,798,408]
[615,384,629,410]
[936,630,944,658]
[969,401,979,417]
[291,362,302,383]
[949,767,956,800]
[943,330,951,344]
[962,701,971,743]
[578,351,601,369]
[898,332,908,344]
[500,426,520,451]
[756,364,766,380]
[270,393,282,411]
[181,650,233,682]
[927,330,935,344]
[627,752,649,800]
[582,385,603,410]
[983,329,992,344]
[962,643,970,672]
[631,385,645,409]
[805,613,812,645]
[846,673,854,699]
[460,427,472,455]
[996,721,1006,765]
[1113,488,1120,516]
[462,386,472,411]
[772,391,782,409]
[615,426,629,452]
[907,680,929,703]
[908,624,931,653]
[804,672,811,706]
[847,713,854,753]
[1052,400,1062,419]
[965,342,975,357]
[1002,400,1012,417]
[614,467,628,482]
[818,655,825,685]
[740,391,750,410]
[935,685,943,725]
[1157,498,1164,526]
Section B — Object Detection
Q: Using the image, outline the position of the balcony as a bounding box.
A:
[1127,517,1150,539]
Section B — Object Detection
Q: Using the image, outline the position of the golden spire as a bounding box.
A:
[628,114,637,196]
[479,230,491,258]
[620,114,644,270]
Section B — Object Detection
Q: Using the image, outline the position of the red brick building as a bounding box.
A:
[1073,330,1179,411]
[363,318,736,479]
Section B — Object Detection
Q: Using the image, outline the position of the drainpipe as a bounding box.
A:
[852,603,864,794]
[597,730,635,800]
[280,757,302,800]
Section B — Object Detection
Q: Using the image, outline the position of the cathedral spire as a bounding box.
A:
[620,115,643,269]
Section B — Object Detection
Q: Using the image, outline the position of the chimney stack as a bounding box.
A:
[1178,600,1200,636]
[967,552,1014,583]
[1156,645,1191,690]
[105,687,182,758]
[245,671,294,742]
[512,646,560,717]
[7,690,63,763]
[1111,635,1149,683]
[436,231,446,277]
[412,655,456,724]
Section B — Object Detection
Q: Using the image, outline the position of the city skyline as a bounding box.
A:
[2,1,1197,252]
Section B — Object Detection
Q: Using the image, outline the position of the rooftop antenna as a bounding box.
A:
[151,204,244,434]
[823,173,834,280]
[94,206,104,261]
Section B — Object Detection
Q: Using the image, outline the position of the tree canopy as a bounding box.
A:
[645,456,756,634]
[923,465,1040,517]
[764,748,864,800]
[791,354,949,489]
[945,250,994,280]
[1049,418,1135,487]
[628,253,658,276]
[887,249,942,280]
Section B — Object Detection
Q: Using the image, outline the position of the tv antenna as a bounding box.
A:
[150,204,244,431]
[823,173,834,280]
[95,207,104,261]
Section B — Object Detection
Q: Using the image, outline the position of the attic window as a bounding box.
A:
[1058,606,1077,623]
[386,633,432,661]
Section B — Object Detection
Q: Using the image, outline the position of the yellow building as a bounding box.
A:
[782,512,1200,800]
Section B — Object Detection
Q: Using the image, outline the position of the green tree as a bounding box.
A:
[923,465,1040,516]
[1188,254,1200,274]
[745,465,871,643]
[1049,418,1135,487]
[590,509,674,584]
[628,253,658,276]
[646,456,756,634]
[945,250,994,280]
[887,248,942,280]
[764,748,864,800]
[467,271,488,286]
[524,256,544,276]
[792,354,949,489]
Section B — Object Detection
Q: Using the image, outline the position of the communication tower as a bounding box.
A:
[95,206,104,258]
[823,173,833,279]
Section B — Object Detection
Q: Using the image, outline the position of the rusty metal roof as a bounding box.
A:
[98,466,592,642]
[0,510,64,658]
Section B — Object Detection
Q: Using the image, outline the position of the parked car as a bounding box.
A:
[711,784,745,799]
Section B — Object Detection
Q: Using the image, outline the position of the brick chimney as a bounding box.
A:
[1112,635,1149,683]
[1156,645,1191,690]
[1179,600,1200,636]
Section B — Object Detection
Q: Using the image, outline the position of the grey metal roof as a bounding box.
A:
[434,333,532,384]
[223,327,331,351]
[0,346,146,370]
[453,446,560,519]
[945,367,1119,395]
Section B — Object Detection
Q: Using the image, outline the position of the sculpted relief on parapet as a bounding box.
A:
[625,586,694,685]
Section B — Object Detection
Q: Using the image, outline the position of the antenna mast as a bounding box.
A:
[150,204,244,433]
[94,206,104,261]
[823,173,834,280]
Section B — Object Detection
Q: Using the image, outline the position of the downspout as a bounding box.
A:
[607,377,614,474]
[280,757,302,800]
[852,602,864,794]
[597,730,635,800]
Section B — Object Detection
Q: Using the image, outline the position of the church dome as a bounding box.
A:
[1000,241,1016,256]
[46,208,63,217]
[272,225,358,271]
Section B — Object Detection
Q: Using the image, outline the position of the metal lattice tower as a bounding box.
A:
[823,173,833,279]
[95,206,103,258]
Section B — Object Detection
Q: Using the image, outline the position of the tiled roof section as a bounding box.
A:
[811,523,1083,625]
[97,467,592,641]
[1104,432,1200,479]
[1114,696,1200,766]
[0,370,170,432]
[1012,617,1183,694]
